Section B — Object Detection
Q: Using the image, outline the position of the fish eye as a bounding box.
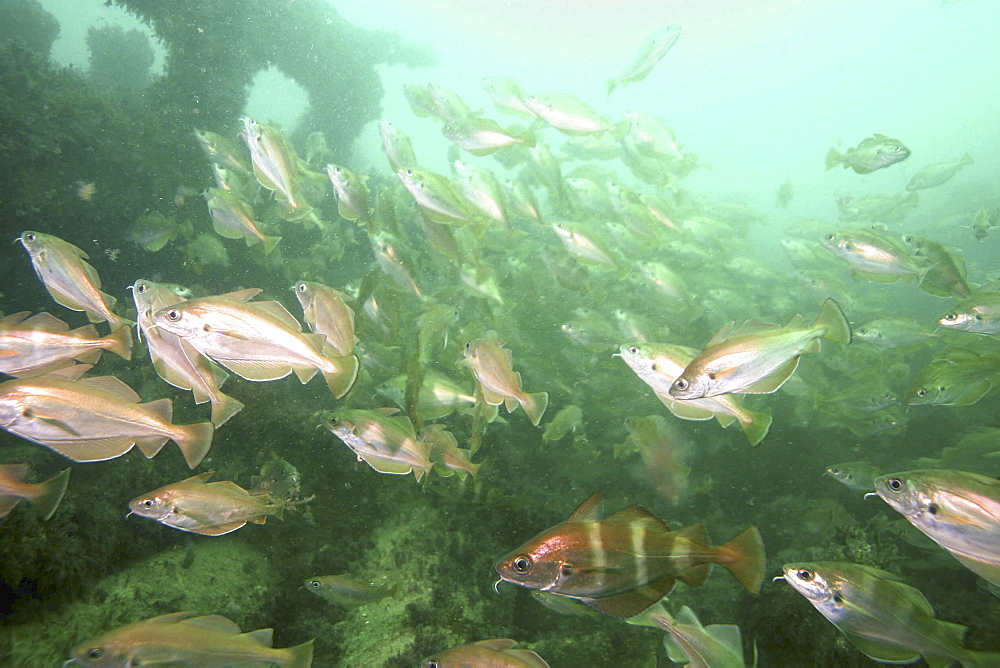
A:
[512,556,532,574]
[328,417,340,426]
[628,346,639,354]
[166,309,181,321]
[297,283,307,292]
[426,662,439,668]
[137,283,147,293]
[308,580,321,588]
[823,233,835,241]
[832,593,843,604]
[916,389,926,397]
[560,564,573,577]
[87,647,104,659]
[140,499,154,508]
[796,569,813,581]
[829,467,841,474]
[25,232,36,242]
[886,477,904,491]
[673,378,689,391]
[927,502,938,515]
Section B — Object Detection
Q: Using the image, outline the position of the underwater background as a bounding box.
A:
[1,0,999,665]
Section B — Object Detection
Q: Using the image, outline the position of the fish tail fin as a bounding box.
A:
[322,353,360,399]
[962,152,974,165]
[174,421,215,469]
[261,234,282,256]
[606,79,618,97]
[105,325,134,360]
[825,147,842,170]
[210,392,245,427]
[284,638,315,668]
[737,408,772,447]
[271,498,287,521]
[717,526,766,593]
[813,297,851,344]
[30,467,71,521]
[521,391,549,427]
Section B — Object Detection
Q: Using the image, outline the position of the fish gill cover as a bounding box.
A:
[0,0,999,666]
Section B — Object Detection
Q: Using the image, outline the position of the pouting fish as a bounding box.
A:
[820,230,927,283]
[825,134,910,174]
[0,311,131,377]
[0,463,70,521]
[129,471,284,536]
[292,280,358,358]
[463,338,548,427]
[904,347,1000,407]
[152,292,359,399]
[779,561,1000,667]
[323,408,432,482]
[823,461,882,492]
[0,365,213,469]
[906,153,973,191]
[607,24,682,96]
[668,298,851,400]
[618,343,772,446]
[495,492,766,619]
[18,231,129,330]
[67,611,313,667]
[132,279,244,427]
[873,469,1000,587]
[629,601,747,668]
[937,292,1000,335]
[303,575,389,609]
[421,639,549,668]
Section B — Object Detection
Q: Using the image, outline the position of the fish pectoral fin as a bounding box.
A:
[740,357,800,394]
[25,411,81,436]
[845,634,921,664]
[206,326,251,340]
[582,575,677,619]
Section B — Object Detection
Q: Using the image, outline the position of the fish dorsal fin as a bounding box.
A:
[68,324,100,339]
[0,311,32,325]
[740,357,800,394]
[22,312,70,332]
[252,300,302,331]
[213,480,251,495]
[505,649,550,668]
[41,364,93,381]
[178,613,242,635]
[181,471,216,484]
[604,505,669,533]
[728,320,782,338]
[474,639,518,651]
[242,628,274,647]
[674,605,704,630]
[77,376,141,403]
[146,611,200,624]
[786,313,808,329]
[569,492,604,522]
[706,321,737,346]
[220,288,263,302]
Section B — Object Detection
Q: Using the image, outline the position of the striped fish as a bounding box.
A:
[495,492,765,619]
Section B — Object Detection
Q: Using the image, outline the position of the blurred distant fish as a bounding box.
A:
[304,575,389,609]
[523,93,613,136]
[775,179,793,208]
[325,163,371,224]
[825,134,910,174]
[824,461,881,492]
[482,76,535,117]
[0,463,70,521]
[0,311,131,378]
[541,404,583,443]
[607,24,682,96]
[129,471,283,536]
[127,212,182,252]
[905,347,1000,407]
[18,231,129,330]
[854,317,938,350]
[906,154,973,191]
[970,207,999,241]
[421,423,479,480]
[193,127,250,174]
[204,187,281,255]
[379,119,419,172]
[625,414,690,505]
[463,338,548,427]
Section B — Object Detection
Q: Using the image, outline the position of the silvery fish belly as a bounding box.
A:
[152,293,359,399]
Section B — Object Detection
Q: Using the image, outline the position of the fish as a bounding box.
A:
[820,229,927,282]
[129,471,284,536]
[240,117,309,214]
[874,469,1000,587]
[17,231,129,329]
[971,207,999,241]
[421,639,549,668]
[779,561,1000,666]
[151,293,359,399]
[204,187,281,255]
[825,134,910,174]
[442,116,533,156]
[67,611,313,667]
[824,461,882,492]
[551,221,622,271]
[0,366,214,469]
[396,167,475,227]
[775,179,793,208]
[325,163,371,224]
[376,371,476,421]
[937,292,1000,335]
[292,280,358,357]
[624,415,690,505]
[905,235,972,299]
[853,317,938,350]
[370,232,426,299]
[482,76,535,117]
[421,423,479,480]
[323,408,432,482]
[668,298,851,400]
[193,127,251,174]
[495,492,766,618]
[0,311,131,377]
[303,575,390,609]
[0,463,70,521]
[905,348,1000,407]
[630,602,747,668]
[607,24,682,96]
[541,404,583,443]
[131,279,244,427]
[426,82,475,123]
[378,119,419,172]
[618,343,772,446]
[126,212,182,252]
[906,153,973,191]
[462,338,548,427]
[530,590,603,618]
[522,93,612,136]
